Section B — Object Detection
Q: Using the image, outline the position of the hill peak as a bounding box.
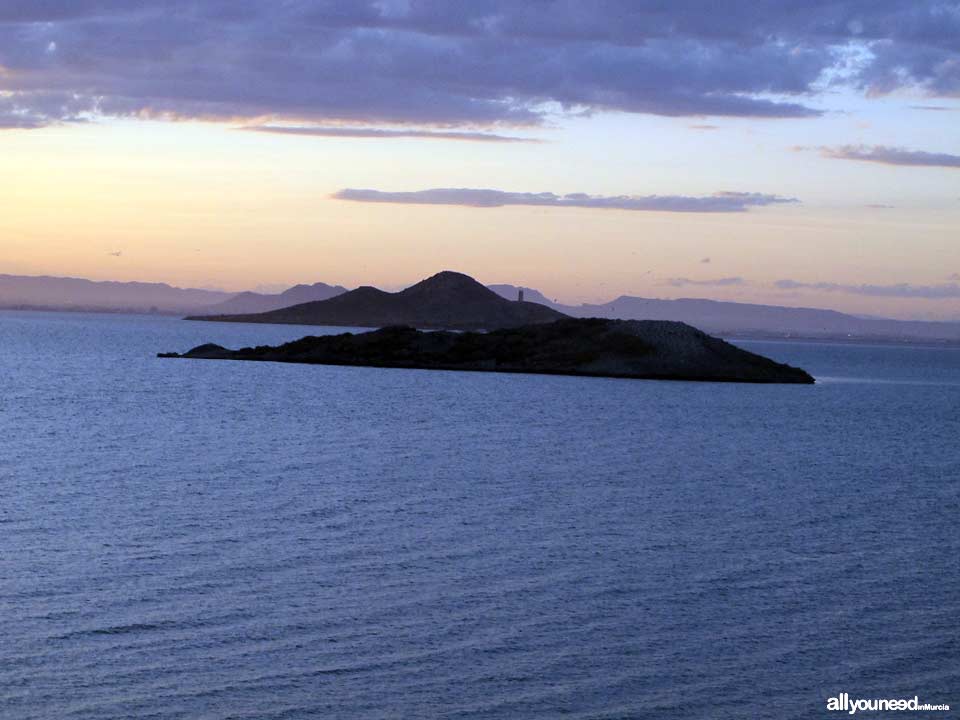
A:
[399,271,500,305]
[403,270,487,293]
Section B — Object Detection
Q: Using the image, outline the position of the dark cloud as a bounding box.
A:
[776,279,960,299]
[700,257,712,264]
[0,91,94,129]
[0,2,957,130]
[240,125,537,143]
[333,188,798,213]
[667,277,746,287]
[820,145,960,168]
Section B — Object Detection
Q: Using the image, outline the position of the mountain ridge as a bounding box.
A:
[204,281,348,314]
[0,273,232,313]
[488,284,960,343]
[2,272,958,343]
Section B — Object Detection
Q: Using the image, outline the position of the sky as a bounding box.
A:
[1,1,959,320]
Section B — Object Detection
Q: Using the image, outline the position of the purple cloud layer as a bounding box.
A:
[820,145,960,168]
[776,279,960,299]
[0,2,958,130]
[333,189,797,213]
[241,126,537,143]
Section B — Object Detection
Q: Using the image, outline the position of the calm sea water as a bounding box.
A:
[1,311,958,720]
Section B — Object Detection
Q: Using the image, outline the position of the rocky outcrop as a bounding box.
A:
[160,318,815,384]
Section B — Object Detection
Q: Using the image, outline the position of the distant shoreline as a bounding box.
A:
[725,333,960,349]
[3,305,959,349]
[0,304,185,317]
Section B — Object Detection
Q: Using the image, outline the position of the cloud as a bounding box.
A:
[700,257,711,264]
[240,125,538,143]
[775,279,960,299]
[0,114,44,129]
[333,188,798,213]
[689,124,719,130]
[819,145,960,168]
[1,2,958,130]
[667,277,746,287]
[865,203,894,208]
[0,91,94,129]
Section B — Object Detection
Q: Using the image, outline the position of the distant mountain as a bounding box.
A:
[567,296,960,343]
[6,271,958,343]
[202,282,348,315]
[489,286,960,343]
[189,271,568,330]
[0,274,232,313]
[487,284,557,306]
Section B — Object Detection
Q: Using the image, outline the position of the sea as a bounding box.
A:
[1,310,957,720]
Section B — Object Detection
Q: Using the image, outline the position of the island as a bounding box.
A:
[186,271,567,331]
[159,317,815,384]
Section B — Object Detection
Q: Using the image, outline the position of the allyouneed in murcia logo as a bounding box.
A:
[827,693,950,714]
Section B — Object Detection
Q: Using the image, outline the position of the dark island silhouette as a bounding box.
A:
[187,271,566,331]
[160,317,814,384]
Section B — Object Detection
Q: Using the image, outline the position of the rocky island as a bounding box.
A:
[159,317,814,384]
